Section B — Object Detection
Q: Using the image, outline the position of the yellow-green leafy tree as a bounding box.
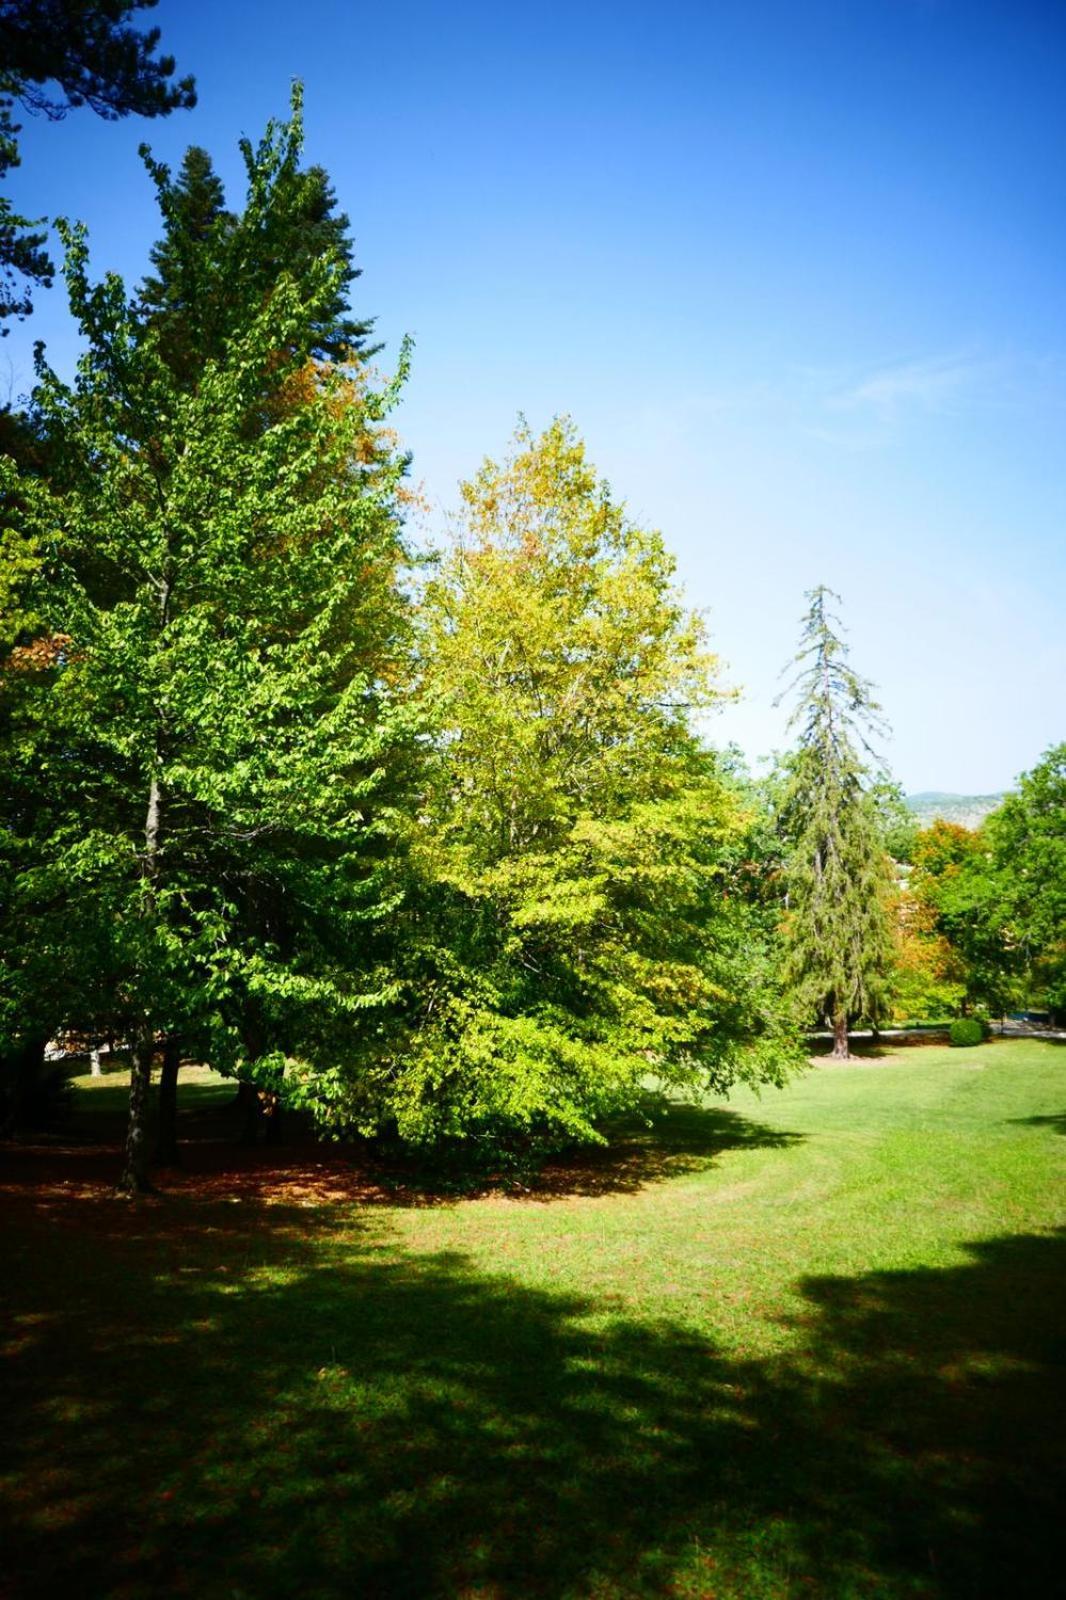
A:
[367,418,798,1155]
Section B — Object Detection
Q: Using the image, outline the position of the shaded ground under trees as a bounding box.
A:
[1,1075,1062,1599]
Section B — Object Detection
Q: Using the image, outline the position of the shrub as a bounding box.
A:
[949,1018,984,1048]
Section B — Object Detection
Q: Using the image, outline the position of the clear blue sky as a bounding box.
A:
[7,0,1065,793]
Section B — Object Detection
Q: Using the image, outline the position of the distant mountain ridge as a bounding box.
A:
[905,791,1007,830]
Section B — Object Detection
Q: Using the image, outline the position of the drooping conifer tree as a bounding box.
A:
[777,587,895,1059]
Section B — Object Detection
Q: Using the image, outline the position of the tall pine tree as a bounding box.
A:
[135,97,376,384]
[0,0,195,327]
[776,587,895,1059]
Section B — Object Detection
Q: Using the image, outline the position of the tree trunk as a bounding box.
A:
[237,1017,267,1144]
[237,1078,263,1144]
[263,1087,283,1144]
[830,1011,850,1060]
[118,1029,156,1193]
[120,761,165,1194]
[154,1037,181,1167]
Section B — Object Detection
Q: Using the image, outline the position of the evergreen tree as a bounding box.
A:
[776,586,895,1059]
[136,96,376,383]
[132,144,231,382]
[0,0,194,327]
[9,94,413,1189]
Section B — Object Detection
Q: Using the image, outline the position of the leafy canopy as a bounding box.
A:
[989,745,1066,1012]
[2,94,414,1146]
[370,418,798,1153]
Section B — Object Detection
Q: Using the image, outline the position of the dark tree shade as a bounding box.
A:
[0,0,195,327]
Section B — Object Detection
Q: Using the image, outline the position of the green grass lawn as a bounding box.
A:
[2,1040,1063,1598]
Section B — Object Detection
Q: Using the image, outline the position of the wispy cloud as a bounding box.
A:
[607,346,1066,465]
[829,352,988,419]
[678,351,996,442]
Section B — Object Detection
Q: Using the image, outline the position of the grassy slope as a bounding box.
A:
[1,1041,1063,1599]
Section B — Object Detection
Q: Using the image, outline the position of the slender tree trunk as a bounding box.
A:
[118,1029,156,1193]
[237,1018,266,1144]
[119,766,164,1194]
[237,1079,263,1144]
[144,770,162,879]
[831,1011,850,1060]
[154,1037,181,1167]
[263,1086,283,1144]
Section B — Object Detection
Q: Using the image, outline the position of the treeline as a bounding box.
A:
[0,83,1061,1187]
[892,758,1066,1026]
[0,95,802,1185]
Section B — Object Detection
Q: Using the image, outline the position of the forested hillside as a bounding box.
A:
[906,791,1006,830]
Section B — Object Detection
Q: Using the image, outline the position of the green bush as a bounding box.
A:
[949,1018,985,1048]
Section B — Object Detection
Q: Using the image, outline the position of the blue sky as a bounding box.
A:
[6,0,1064,792]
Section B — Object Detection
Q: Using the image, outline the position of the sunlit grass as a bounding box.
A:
[2,1040,1063,1597]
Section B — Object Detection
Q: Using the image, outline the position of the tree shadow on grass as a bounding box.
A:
[1008,1112,1066,1135]
[1,1183,1062,1600]
[449,1099,806,1201]
[1,1094,805,1206]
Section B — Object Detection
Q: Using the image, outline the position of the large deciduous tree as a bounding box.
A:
[7,93,414,1189]
[360,418,798,1156]
[989,744,1066,1019]
[906,750,1065,1023]
[124,94,400,1161]
[776,586,895,1059]
[888,873,967,1023]
[908,820,1017,1018]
